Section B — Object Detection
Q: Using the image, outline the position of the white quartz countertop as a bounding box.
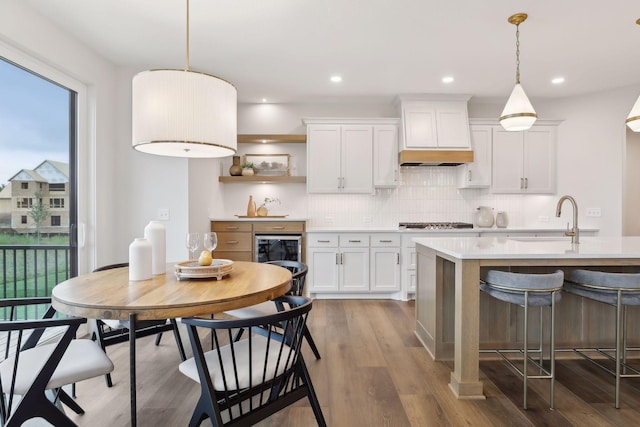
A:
[306,226,598,234]
[414,236,640,260]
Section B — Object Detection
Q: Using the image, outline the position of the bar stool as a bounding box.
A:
[480,270,564,409]
[564,269,640,408]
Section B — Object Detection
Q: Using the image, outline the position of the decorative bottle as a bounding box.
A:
[475,206,495,228]
[229,156,242,176]
[144,220,166,275]
[247,195,257,217]
[129,238,152,281]
[496,212,509,228]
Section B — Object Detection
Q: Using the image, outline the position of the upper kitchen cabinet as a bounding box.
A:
[492,123,559,194]
[304,118,399,193]
[396,95,472,149]
[457,124,492,188]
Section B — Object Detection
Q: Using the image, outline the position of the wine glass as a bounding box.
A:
[203,232,218,257]
[185,232,199,261]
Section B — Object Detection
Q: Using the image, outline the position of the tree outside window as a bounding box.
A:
[29,190,49,242]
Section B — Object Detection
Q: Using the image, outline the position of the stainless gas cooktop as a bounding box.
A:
[399,222,474,230]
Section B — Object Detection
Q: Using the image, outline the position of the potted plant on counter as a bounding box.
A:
[241,162,255,176]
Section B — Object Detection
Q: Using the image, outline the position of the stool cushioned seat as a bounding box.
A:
[566,270,640,305]
[481,270,564,307]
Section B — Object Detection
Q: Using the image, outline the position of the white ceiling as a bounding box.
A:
[19,0,640,104]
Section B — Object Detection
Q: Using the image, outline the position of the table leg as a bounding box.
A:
[129,313,137,427]
[449,259,485,399]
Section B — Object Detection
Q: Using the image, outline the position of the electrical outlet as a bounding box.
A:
[586,207,601,217]
[324,216,334,225]
[538,215,549,222]
[157,208,170,221]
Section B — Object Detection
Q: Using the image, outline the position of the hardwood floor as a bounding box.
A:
[67,300,640,426]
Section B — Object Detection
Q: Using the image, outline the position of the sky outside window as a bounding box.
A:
[0,58,69,186]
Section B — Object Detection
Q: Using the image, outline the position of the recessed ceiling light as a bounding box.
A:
[330,75,342,83]
[261,98,268,103]
[442,76,454,83]
[551,77,565,85]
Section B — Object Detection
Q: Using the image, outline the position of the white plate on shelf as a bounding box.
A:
[175,259,234,280]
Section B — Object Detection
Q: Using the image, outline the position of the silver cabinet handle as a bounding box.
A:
[317,239,330,243]
[468,170,472,182]
[226,226,238,230]
[337,177,341,189]
[379,240,393,243]
[227,240,238,244]
[520,177,524,189]
[348,240,361,243]
[271,226,285,230]
[524,177,528,189]
[396,253,400,264]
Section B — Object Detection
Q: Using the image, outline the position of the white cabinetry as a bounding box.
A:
[457,125,492,188]
[307,233,369,293]
[373,124,399,187]
[305,118,400,194]
[370,234,401,292]
[492,125,557,194]
[398,96,472,149]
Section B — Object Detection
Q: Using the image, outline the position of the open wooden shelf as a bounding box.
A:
[218,176,306,183]
[237,134,306,144]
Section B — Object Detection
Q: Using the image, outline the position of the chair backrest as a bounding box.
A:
[265,260,308,296]
[0,298,85,425]
[93,262,129,272]
[180,295,313,426]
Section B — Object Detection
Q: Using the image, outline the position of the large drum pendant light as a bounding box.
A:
[132,0,237,158]
[499,13,537,131]
[626,19,640,132]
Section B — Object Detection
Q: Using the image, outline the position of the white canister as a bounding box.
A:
[496,211,509,228]
[129,238,152,281]
[475,206,495,228]
[144,220,166,275]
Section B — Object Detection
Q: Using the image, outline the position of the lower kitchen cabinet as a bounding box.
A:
[370,234,401,292]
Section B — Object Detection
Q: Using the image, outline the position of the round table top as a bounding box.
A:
[52,261,292,321]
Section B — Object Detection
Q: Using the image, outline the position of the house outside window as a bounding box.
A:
[49,183,65,192]
[51,216,61,226]
[17,198,32,208]
[21,216,27,224]
[49,198,64,208]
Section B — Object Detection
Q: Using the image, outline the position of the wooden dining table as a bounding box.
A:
[51,261,292,427]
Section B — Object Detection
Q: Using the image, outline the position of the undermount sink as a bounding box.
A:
[508,236,572,242]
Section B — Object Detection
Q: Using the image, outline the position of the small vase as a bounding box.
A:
[242,168,254,176]
[144,220,166,275]
[247,195,257,217]
[496,212,509,228]
[229,156,242,176]
[257,205,268,217]
[129,238,152,281]
[475,206,494,228]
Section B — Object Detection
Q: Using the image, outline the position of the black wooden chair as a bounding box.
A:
[92,263,186,387]
[179,295,326,427]
[224,260,321,359]
[0,297,114,426]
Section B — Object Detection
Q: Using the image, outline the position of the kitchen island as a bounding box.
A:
[414,235,640,400]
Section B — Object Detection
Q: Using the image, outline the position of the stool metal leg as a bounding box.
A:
[550,291,556,409]
[523,292,529,410]
[615,290,622,409]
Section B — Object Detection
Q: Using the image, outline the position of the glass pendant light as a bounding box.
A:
[626,19,640,132]
[132,0,237,158]
[499,13,537,131]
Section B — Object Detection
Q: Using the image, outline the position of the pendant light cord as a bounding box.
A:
[185,0,190,71]
[515,23,521,84]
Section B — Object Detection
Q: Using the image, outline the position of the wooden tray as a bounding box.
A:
[234,215,289,218]
[175,259,234,281]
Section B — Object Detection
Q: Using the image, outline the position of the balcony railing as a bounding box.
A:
[0,245,71,299]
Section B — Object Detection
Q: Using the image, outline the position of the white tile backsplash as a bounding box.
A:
[306,166,527,228]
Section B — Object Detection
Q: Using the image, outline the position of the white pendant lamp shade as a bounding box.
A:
[626,94,640,132]
[499,83,538,131]
[132,69,237,158]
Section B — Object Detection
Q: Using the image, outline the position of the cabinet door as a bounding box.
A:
[373,125,399,187]
[434,103,471,148]
[523,126,556,193]
[341,125,373,193]
[403,105,437,148]
[307,125,342,193]
[370,247,400,291]
[340,247,369,292]
[491,129,524,193]
[307,247,339,292]
[457,126,492,188]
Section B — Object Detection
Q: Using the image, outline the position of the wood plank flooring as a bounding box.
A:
[67,300,640,426]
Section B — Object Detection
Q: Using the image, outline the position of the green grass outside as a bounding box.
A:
[0,233,71,299]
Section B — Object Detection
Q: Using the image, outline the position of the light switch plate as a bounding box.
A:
[157,208,170,220]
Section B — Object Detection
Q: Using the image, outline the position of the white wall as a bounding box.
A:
[624,128,640,235]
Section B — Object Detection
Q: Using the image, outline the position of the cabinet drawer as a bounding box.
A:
[339,234,369,247]
[307,235,338,247]
[253,221,304,233]
[211,222,252,232]
[370,234,400,247]
[213,250,253,262]
[216,232,252,251]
